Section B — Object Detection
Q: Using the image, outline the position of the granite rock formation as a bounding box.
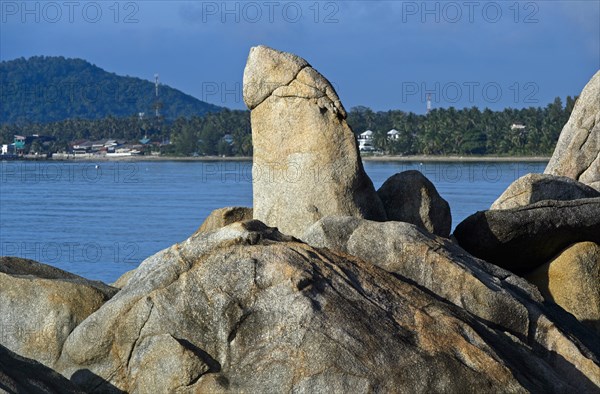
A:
[525,241,600,336]
[0,257,117,369]
[244,45,386,238]
[56,221,600,393]
[453,198,600,274]
[545,70,600,191]
[491,173,600,210]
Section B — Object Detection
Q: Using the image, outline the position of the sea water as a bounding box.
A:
[0,160,546,283]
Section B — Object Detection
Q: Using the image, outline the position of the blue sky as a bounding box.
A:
[1,1,599,113]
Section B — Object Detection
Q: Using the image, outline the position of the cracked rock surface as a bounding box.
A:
[56,220,599,393]
[243,45,386,239]
[545,70,600,191]
[303,216,600,383]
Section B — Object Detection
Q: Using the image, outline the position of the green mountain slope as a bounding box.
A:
[0,56,223,124]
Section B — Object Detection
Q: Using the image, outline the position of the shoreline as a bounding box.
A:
[361,155,550,163]
[7,155,551,163]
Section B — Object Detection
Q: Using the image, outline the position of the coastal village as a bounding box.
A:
[1,130,419,158]
[0,123,528,159]
[1,134,162,159]
[1,133,231,159]
[2,131,386,158]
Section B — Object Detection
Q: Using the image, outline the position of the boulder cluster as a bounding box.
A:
[1,47,598,393]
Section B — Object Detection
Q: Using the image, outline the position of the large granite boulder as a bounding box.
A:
[453,198,600,274]
[491,173,600,210]
[55,221,599,393]
[525,242,600,336]
[303,217,531,335]
[194,206,253,235]
[303,217,600,357]
[377,170,452,237]
[0,257,118,369]
[545,70,600,191]
[243,45,386,238]
[0,344,84,394]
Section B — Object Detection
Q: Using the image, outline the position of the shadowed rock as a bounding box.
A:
[302,216,600,381]
[525,242,600,336]
[243,45,386,238]
[0,344,84,394]
[491,173,600,210]
[545,70,600,191]
[453,198,600,274]
[377,170,452,237]
[303,217,533,336]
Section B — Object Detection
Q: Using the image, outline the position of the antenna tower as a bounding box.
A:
[154,74,160,118]
[426,93,432,114]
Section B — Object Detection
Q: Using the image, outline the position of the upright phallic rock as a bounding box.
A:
[491,173,600,210]
[545,71,600,191]
[0,257,117,369]
[243,45,386,238]
[377,170,452,237]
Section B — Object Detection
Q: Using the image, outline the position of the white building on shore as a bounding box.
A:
[357,130,375,152]
[387,129,400,140]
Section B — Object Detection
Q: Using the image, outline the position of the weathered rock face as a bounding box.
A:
[243,45,386,238]
[525,242,600,336]
[0,344,84,394]
[0,257,118,369]
[303,217,532,336]
[377,170,451,237]
[56,221,599,393]
[194,206,253,235]
[112,268,136,289]
[453,198,600,274]
[491,173,600,210]
[303,217,600,375]
[545,70,600,191]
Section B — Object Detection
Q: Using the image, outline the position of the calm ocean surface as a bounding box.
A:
[0,160,547,283]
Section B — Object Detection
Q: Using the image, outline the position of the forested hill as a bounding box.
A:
[0,56,223,124]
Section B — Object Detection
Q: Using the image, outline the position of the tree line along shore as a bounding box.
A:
[36,155,550,163]
[1,96,574,159]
